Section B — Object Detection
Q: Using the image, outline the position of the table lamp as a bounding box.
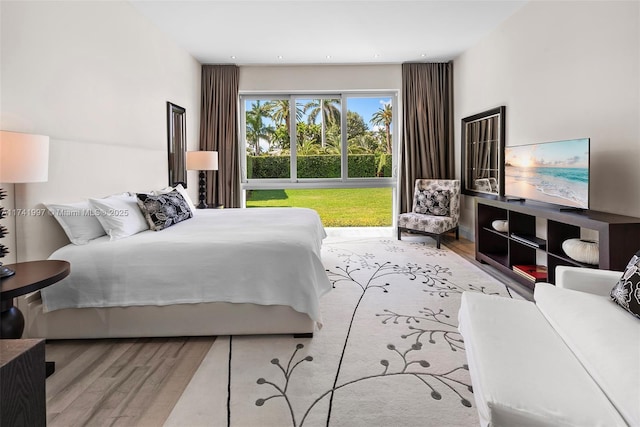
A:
[186,151,218,209]
[0,131,50,278]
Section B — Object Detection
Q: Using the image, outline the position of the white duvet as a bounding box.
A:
[43,208,332,323]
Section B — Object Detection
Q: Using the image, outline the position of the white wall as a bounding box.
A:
[454,0,640,238]
[240,65,401,92]
[0,0,202,261]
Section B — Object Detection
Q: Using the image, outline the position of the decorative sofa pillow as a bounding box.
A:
[89,193,149,240]
[610,250,640,319]
[414,189,450,216]
[137,190,193,231]
[152,184,196,214]
[45,201,106,245]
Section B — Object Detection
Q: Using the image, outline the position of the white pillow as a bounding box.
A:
[153,184,196,214]
[45,201,106,245]
[88,194,149,240]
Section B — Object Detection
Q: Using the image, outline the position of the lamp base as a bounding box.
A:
[0,306,24,338]
[0,264,15,279]
[197,170,209,209]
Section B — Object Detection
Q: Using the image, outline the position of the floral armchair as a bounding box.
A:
[397,179,460,249]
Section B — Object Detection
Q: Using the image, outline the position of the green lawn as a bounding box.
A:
[246,188,392,227]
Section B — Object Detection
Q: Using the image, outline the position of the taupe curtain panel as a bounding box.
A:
[400,62,455,213]
[200,64,240,208]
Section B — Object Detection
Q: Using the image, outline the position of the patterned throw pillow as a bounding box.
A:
[136,190,193,231]
[610,250,640,319]
[414,189,450,216]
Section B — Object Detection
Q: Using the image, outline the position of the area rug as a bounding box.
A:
[165,236,515,427]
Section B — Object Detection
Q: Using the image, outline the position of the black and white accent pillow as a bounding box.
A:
[136,190,193,231]
[414,189,451,216]
[610,250,640,319]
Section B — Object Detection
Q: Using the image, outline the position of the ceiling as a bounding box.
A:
[129,0,527,65]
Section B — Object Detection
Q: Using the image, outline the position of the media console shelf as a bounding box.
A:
[475,198,640,289]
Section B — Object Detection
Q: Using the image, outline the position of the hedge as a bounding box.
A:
[247,154,392,179]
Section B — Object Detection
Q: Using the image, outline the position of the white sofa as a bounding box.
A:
[458,266,639,427]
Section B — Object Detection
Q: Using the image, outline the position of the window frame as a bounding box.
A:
[239,91,398,191]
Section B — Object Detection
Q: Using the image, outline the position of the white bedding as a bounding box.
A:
[42,208,332,323]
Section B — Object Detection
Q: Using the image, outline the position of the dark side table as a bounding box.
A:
[0,260,70,339]
[1,260,70,377]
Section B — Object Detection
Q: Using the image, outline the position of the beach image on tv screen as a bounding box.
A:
[504,138,589,209]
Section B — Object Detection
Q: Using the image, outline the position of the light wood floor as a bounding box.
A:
[45,337,214,426]
[43,234,530,426]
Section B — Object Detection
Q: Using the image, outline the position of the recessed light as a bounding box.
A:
[374,53,380,58]
[230,55,236,59]
[326,55,331,59]
[420,53,427,57]
[277,55,283,60]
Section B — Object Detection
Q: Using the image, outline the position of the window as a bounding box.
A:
[240,92,397,226]
[295,97,342,179]
[345,96,393,178]
[244,97,290,179]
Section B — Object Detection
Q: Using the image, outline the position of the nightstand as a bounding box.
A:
[1,260,70,339]
[1,260,70,378]
[0,339,46,426]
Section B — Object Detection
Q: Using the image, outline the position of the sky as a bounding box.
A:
[346,97,391,125]
[504,138,589,168]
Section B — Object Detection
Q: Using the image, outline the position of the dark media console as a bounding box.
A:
[475,197,640,290]
[559,207,586,213]
[510,233,546,249]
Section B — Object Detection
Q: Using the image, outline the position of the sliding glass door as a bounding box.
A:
[240,92,397,227]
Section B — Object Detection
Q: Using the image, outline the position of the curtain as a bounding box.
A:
[200,64,240,208]
[400,62,454,213]
[470,118,497,180]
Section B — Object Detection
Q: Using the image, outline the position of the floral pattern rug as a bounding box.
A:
[166,236,515,427]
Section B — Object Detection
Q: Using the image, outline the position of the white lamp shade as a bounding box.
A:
[0,131,50,183]
[186,151,218,171]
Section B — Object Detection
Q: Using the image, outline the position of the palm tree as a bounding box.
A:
[265,99,303,131]
[370,104,393,154]
[297,139,322,156]
[246,101,273,155]
[303,99,341,148]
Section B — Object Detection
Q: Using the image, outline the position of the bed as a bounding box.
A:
[23,207,332,339]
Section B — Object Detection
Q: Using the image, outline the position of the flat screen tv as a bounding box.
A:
[504,138,590,209]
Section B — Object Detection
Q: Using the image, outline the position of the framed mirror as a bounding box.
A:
[167,102,187,187]
[461,106,505,197]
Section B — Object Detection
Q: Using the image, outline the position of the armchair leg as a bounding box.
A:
[455,227,459,240]
[397,228,402,240]
[436,236,441,249]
